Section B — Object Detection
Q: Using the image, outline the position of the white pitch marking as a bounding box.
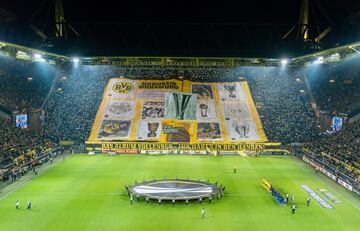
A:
[0,179,32,201]
[0,157,65,201]
[286,156,360,210]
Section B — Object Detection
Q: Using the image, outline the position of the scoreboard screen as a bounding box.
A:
[331,116,343,132]
[15,114,28,128]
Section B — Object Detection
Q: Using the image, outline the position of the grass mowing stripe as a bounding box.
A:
[0,154,359,231]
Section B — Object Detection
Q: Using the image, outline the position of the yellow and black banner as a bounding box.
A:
[87,78,269,152]
[99,142,266,151]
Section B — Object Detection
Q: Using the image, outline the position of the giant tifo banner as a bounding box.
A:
[87,78,268,151]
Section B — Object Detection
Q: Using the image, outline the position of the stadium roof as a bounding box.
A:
[1,0,359,57]
[1,39,360,67]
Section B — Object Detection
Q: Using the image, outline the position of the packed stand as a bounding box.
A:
[307,57,360,114]
[43,66,236,142]
[246,67,319,143]
[0,56,56,172]
[43,65,319,144]
[0,56,56,111]
[44,65,121,141]
[304,120,360,182]
[0,118,49,167]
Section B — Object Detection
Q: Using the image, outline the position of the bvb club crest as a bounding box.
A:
[112,82,134,94]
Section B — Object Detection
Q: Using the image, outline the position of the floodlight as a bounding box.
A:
[34,53,42,59]
[72,57,80,63]
[281,59,289,65]
[313,56,324,65]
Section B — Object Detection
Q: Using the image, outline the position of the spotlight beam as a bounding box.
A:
[350,47,360,54]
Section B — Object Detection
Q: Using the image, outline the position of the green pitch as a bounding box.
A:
[0,155,359,231]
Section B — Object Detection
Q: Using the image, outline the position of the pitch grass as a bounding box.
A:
[0,155,359,231]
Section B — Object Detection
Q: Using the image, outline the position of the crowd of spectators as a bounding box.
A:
[1,58,359,186]
[0,56,56,111]
[42,65,320,144]
[44,65,117,141]
[298,56,360,185]
[0,118,48,167]
[43,66,216,141]
[307,56,360,114]
[0,56,56,169]
[247,67,320,143]
[304,120,360,182]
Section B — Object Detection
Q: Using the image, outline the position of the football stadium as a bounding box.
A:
[0,1,360,230]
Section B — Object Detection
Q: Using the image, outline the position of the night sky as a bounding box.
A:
[1,0,359,57]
